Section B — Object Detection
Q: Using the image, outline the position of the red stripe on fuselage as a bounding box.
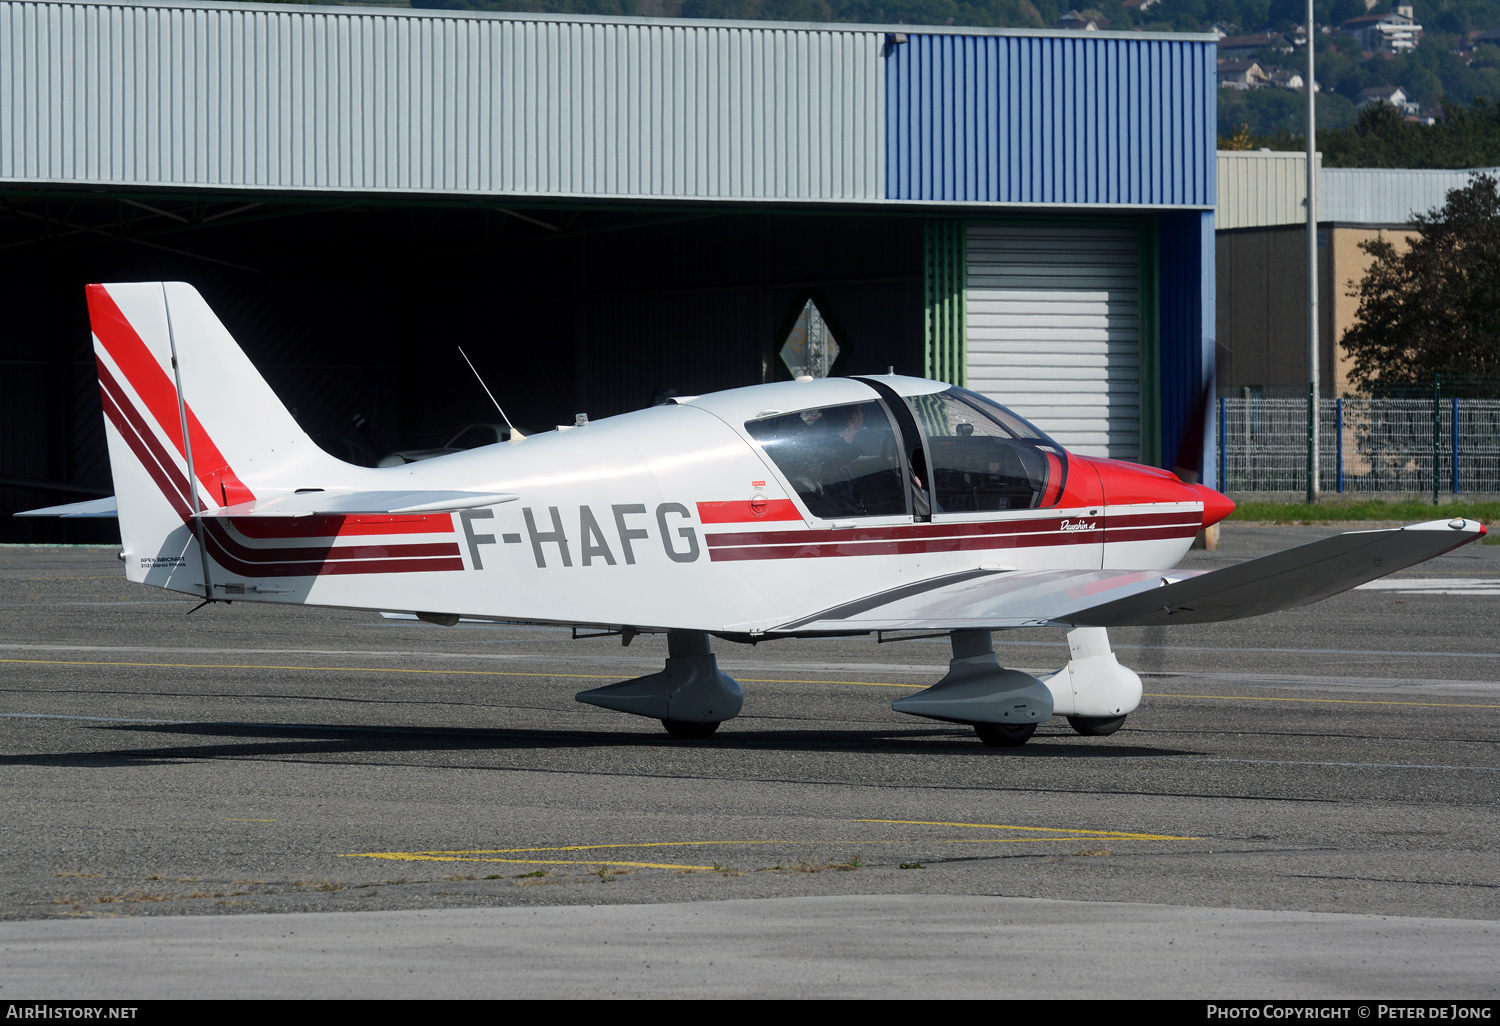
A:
[87,285,255,506]
[695,500,803,524]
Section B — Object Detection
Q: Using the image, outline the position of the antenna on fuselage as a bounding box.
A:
[457,346,525,443]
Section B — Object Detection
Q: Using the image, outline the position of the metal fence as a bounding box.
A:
[1218,397,1500,495]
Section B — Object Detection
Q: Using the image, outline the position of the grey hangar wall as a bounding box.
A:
[0,1,1218,541]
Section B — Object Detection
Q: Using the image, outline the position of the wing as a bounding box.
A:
[776,518,1486,634]
[194,490,518,517]
[15,492,517,519]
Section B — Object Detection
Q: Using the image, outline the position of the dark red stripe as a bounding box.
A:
[100,388,194,522]
[201,521,462,578]
[707,516,1092,549]
[706,508,1200,550]
[1106,511,1202,528]
[1104,526,1200,544]
[203,520,459,565]
[708,529,1105,561]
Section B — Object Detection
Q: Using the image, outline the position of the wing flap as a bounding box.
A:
[775,519,1485,634]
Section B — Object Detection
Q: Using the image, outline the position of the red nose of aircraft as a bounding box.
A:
[1192,482,1236,528]
[1073,456,1236,529]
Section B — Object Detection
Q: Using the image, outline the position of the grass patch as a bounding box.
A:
[899,862,925,870]
[1228,499,1500,524]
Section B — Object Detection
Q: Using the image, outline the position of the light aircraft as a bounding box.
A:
[20,282,1487,746]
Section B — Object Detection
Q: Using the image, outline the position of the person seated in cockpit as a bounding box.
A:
[814,404,867,516]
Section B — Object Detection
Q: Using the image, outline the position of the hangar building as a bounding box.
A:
[0,0,1217,540]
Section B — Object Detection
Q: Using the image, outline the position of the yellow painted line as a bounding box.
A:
[374,841,907,857]
[344,853,716,870]
[0,658,919,689]
[855,819,1198,841]
[1144,692,1500,710]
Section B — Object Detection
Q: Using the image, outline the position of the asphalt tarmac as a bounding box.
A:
[1,523,1497,998]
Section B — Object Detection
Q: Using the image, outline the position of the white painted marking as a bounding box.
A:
[1356,578,1500,595]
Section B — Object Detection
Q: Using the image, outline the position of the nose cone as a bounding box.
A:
[1194,484,1235,528]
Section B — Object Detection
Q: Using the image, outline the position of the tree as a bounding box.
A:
[1342,174,1500,394]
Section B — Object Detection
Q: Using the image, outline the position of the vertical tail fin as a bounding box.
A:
[89,282,343,591]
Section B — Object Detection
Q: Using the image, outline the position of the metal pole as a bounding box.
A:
[161,283,214,601]
[1433,375,1442,505]
[1306,0,1320,503]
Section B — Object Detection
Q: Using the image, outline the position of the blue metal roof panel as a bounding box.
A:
[885,33,1215,207]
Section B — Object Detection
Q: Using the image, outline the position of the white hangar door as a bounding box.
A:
[964,224,1141,460]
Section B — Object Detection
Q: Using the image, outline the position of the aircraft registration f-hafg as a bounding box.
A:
[23,282,1488,746]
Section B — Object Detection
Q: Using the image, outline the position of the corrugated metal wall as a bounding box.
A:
[884,33,1216,206]
[965,223,1142,459]
[1322,167,1500,224]
[1216,155,1499,229]
[1216,150,1317,230]
[0,1,883,200]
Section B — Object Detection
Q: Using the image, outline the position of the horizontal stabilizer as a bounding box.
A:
[14,496,119,518]
[194,490,519,518]
[777,519,1485,634]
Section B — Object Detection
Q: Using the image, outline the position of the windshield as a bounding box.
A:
[745,401,907,519]
[905,387,1066,512]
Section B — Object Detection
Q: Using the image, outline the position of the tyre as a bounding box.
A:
[1067,715,1126,736]
[973,722,1036,747]
[661,719,721,739]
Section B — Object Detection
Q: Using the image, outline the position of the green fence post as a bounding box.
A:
[1432,374,1442,506]
[1306,382,1316,504]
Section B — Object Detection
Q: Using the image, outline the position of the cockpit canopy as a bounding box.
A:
[745,385,1067,520]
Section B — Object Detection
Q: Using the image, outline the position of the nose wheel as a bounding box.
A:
[1067,715,1126,736]
[973,722,1037,747]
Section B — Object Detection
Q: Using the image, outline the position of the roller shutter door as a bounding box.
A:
[965,225,1141,460]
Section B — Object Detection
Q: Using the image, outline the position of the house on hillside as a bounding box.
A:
[1218,32,1292,58]
[1341,7,1422,53]
[1359,85,1417,114]
[1269,68,1309,90]
[1056,10,1103,30]
[1218,59,1270,90]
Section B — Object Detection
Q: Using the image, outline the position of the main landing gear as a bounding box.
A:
[891,627,1142,747]
[575,630,742,739]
